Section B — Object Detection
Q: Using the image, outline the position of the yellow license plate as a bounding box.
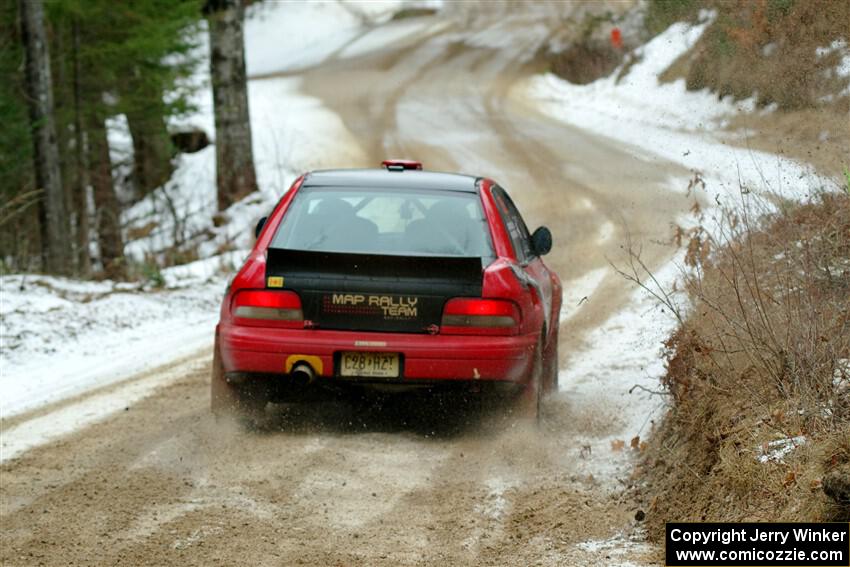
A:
[340,352,400,378]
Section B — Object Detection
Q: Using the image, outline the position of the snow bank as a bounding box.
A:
[521,14,828,208]
[816,38,850,97]
[556,256,686,479]
[0,273,225,418]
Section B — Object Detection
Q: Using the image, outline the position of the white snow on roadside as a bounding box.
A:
[245,1,365,76]
[836,359,850,391]
[558,257,685,480]
[531,17,833,484]
[160,250,247,288]
[816,38,850,97]
[521,15,828,209]
[340,17,449,59]
[0,272,225,419]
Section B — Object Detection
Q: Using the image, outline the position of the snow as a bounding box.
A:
[816,38,850,77]
[757,436,806,464]
[106,114,135,203]
[245,1,365,76]
[576,533,654,567]
[245,0,414,76]
[557,256,686,479]
[521,14,828,210]
[815,38,850,96]
[160,250,247,288]
[835,359,849,392]
[0,273,224,419]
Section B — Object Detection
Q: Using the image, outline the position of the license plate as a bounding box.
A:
[340,352,400,378]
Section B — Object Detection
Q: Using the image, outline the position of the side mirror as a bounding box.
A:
[255,216,267,239]
[531,226,552,256]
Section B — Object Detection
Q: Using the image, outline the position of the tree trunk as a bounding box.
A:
[50,21,74,236]
[71,20,91,277]
[89,115,125,279]
[19,0,72,274]
[205,0,257,211]
[126,106,174,197]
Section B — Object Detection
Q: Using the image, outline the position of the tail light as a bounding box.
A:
[441,298,520,336]
[231,290,303,328]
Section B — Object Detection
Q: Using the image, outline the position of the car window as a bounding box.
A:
[271,186,495,259]
[492,186,533,262]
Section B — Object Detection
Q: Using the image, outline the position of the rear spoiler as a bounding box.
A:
[266,248,483,296]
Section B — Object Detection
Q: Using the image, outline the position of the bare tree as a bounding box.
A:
[19,0,72,274]
[204,0,257,211]
[89,116,125,279]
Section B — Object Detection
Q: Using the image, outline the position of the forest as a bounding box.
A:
[1,0,253,279]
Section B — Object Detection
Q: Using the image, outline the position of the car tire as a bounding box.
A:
[211,337,236,416]
[211,337,268,427]
[542,326,559,395]
[516,338,543,423]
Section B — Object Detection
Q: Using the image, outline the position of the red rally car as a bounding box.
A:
[212,160,562,419]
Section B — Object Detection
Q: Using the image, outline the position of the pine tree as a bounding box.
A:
[0,1,38,269]
[47,0,203,277]
[3,0,204,276]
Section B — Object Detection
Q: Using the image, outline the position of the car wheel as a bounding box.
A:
[516,338,543,423]
[542,326,559,395]
[211,337,237,416]
[210,338,268,427]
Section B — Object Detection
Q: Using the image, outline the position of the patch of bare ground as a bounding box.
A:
[542,9,632,86]
[638,190,850,541]
[545,40,623,86]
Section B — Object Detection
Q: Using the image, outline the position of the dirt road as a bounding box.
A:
[3,356,660,566]
[1,9,693,566]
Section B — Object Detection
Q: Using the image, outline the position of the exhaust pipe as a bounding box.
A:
[290,362,315,386]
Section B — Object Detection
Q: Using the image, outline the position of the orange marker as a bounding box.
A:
[611,27,623,49]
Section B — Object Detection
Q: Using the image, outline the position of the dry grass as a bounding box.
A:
[659,0,850,112]
[633,190,850,539]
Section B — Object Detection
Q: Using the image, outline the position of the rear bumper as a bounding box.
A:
[218,324,538,384]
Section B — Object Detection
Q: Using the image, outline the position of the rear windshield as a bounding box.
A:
[271,186,494,259]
